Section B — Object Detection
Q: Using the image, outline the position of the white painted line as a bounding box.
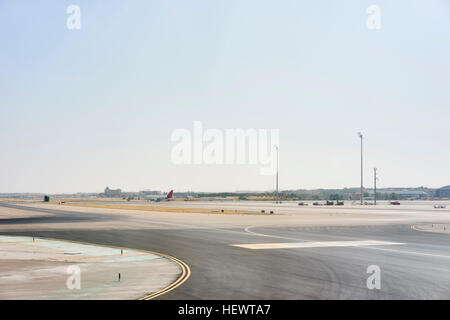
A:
[364,246,450,259]
[232,240,405,250]
[244,225,310,242]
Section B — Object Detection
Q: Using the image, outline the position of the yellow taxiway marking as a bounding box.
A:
[45,238,191,300]
[139,254,191,300]
[8,235,191,300]
[232,240,405,250]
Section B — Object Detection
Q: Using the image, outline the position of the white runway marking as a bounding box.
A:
[244,225,310,241]
[232,240,405,250]
[364,246,450,259]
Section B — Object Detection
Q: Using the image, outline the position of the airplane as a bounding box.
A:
[143,190,174,202]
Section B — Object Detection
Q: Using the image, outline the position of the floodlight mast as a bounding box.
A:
[275,145,279,202]
[357,132,364,205]
[374,168,378,205]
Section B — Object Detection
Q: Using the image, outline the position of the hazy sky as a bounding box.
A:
[1,1,449,193]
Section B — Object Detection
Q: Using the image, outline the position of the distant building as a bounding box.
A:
[102,187,122,197]
[436,186,450,198]
[139,190,161,196]
[394,190,429,199]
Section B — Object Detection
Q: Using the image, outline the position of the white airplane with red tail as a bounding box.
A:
[144,190,174,202]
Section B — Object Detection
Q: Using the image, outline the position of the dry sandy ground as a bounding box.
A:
[58,202,258,215]
[1,200,450,232]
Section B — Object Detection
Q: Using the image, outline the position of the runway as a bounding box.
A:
[1,202,449,299]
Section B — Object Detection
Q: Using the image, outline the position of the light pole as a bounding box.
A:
[374,168,378,205]
[275,145,279,202]
[357,132,364,205]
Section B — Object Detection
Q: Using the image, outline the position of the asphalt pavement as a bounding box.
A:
[1,202,449,299]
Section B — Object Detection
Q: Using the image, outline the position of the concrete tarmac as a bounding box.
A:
[1,201,449,299]
[0,234,182,299]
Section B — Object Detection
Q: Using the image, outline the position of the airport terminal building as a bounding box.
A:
[436,185,450,198]
[101,187,122,197]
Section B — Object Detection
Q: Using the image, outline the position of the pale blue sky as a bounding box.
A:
[1,1,449,193]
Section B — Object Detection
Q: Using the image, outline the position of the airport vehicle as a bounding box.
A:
[434,204,446,209]
[144,190,174,201]
[336,200,344,206]
[390,201,401,205]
